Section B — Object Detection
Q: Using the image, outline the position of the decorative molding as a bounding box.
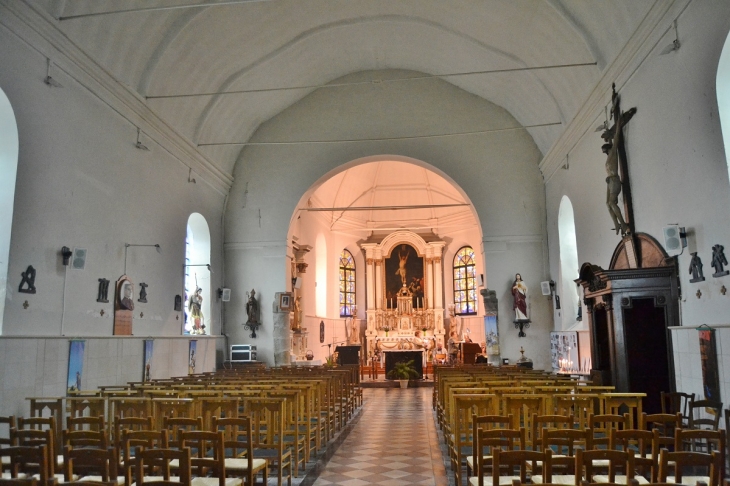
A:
[0,1,233,195]
[539,0,688,183]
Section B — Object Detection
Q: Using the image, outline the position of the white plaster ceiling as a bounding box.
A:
[36,0,654,178]
[307,160,476,233]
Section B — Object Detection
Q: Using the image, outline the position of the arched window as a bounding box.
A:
[184,213,211,335]
[558,196,580,329]
[718,31,730,177]
[339,249,356,317]
[0,87,19,335]
[453,246,477,315]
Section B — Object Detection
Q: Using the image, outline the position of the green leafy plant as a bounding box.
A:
[386,359,420,380]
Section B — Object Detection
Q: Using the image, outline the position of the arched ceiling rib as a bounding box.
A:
[37,0,655,178]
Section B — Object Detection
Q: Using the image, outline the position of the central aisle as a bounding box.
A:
[313,387,448,486]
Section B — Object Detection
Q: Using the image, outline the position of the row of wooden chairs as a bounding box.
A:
[470,443,723,486]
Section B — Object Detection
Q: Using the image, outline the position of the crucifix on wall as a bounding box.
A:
[601,83,637,238]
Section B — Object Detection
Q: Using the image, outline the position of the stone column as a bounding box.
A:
[374,260,383,309]
[426,256,434,309]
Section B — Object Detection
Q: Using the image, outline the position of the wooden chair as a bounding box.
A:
[212,417,268,486]
[555,395,598,434]
[675,429,726,481]
[502,394,546,449]
[0,479,38,486]
[531,414,574,453]
[161,416,203,450]
[640,413,681,453]
[180,430,241,486]
[576,449,635,485]
[63,444,121,484]
[658,448,721,486]
[0,446,50,485]
[11,426,57,481]
[134,447,191,486]
[689,400,723,431]
[482,449,552,486]
[121,429,169,486]
[590,414,629,450]
[466,415,513,479]
[112,416,154,464]
[608,429,659,483]
[469,428,526,486]
[660,392,694,427]
[533,428,593,485]
[0,416,16,473]
[450,395,498,486]
[243,398,292,486]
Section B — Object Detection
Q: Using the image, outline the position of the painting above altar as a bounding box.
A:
[385,243,424,308]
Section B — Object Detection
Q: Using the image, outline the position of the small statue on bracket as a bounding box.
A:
[689,252,705,283]
[97,278,110,303]
[138,283,148,303]
[711,244,729,278]
[244,289,261,338]
[18,265,37,294]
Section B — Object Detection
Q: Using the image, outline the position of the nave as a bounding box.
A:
[311,388,448,486]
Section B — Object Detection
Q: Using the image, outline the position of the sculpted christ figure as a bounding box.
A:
[602,85,636,236]
[395,245,410,286]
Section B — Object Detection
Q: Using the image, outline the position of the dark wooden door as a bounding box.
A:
[622,298,670,414]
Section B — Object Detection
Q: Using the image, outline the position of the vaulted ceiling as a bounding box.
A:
[33,0,654,178]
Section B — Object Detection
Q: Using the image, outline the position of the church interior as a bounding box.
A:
[1,1,730,484]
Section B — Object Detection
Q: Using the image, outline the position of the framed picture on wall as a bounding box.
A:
[279,292,292,311]
[550,331,579,371]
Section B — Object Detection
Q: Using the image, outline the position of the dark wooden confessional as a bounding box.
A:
[576,233,679,414]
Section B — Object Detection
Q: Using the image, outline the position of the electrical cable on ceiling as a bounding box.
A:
[197,121,562,147]
[145,62,597,99]
[58,0,277,21]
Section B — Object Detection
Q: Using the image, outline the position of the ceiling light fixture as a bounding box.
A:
[44,59,63,88]
[660,20,681,55]
[135,128,149,151]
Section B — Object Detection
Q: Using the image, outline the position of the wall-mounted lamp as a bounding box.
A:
[184,263,212,273]
[660,20,681,55]
[188,168,197,184]
[44,59,63,88]
[135,128,149,151]
[124,243,161,274]
[61,246,73,266]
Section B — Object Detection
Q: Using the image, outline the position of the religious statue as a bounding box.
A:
[689,253,705,283]
[711,244,729,277]
[97,278,110,303]
[18,265,37,294]
[601,84,637,236]
[512,273,528,321]
[188,287,204,334]
[395,245,410,286]
[246,289,259,324]
[291,295,302,331]
[138,282,148,303]
[348,305,360,344]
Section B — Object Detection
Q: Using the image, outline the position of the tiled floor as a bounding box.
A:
[310,387,449,486]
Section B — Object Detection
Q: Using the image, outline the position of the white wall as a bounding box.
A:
[545,3,730,397]
[0,336,218,416]
[0,26,226,338]
[225,69,552,369]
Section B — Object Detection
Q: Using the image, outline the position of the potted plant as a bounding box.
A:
[386,359,419,388]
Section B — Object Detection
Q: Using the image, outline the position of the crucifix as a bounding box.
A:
[601,83,637,237]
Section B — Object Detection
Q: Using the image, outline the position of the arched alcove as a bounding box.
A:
[0,87,19,335]
[558,196,580,330]
[184,213,211,335]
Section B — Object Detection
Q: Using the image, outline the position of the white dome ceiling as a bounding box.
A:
[32,0,655,178]
[306,160,476,234]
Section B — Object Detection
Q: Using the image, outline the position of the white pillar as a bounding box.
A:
[434,256,443,309]
[375,260,383,309]
[366,258,375,311]
[426,257,434,308]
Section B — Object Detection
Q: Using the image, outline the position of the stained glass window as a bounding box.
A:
[453,246,477,315]
[339,249,356,317]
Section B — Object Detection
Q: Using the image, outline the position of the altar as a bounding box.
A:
[384,350,423,379]
[361,231,447,361]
